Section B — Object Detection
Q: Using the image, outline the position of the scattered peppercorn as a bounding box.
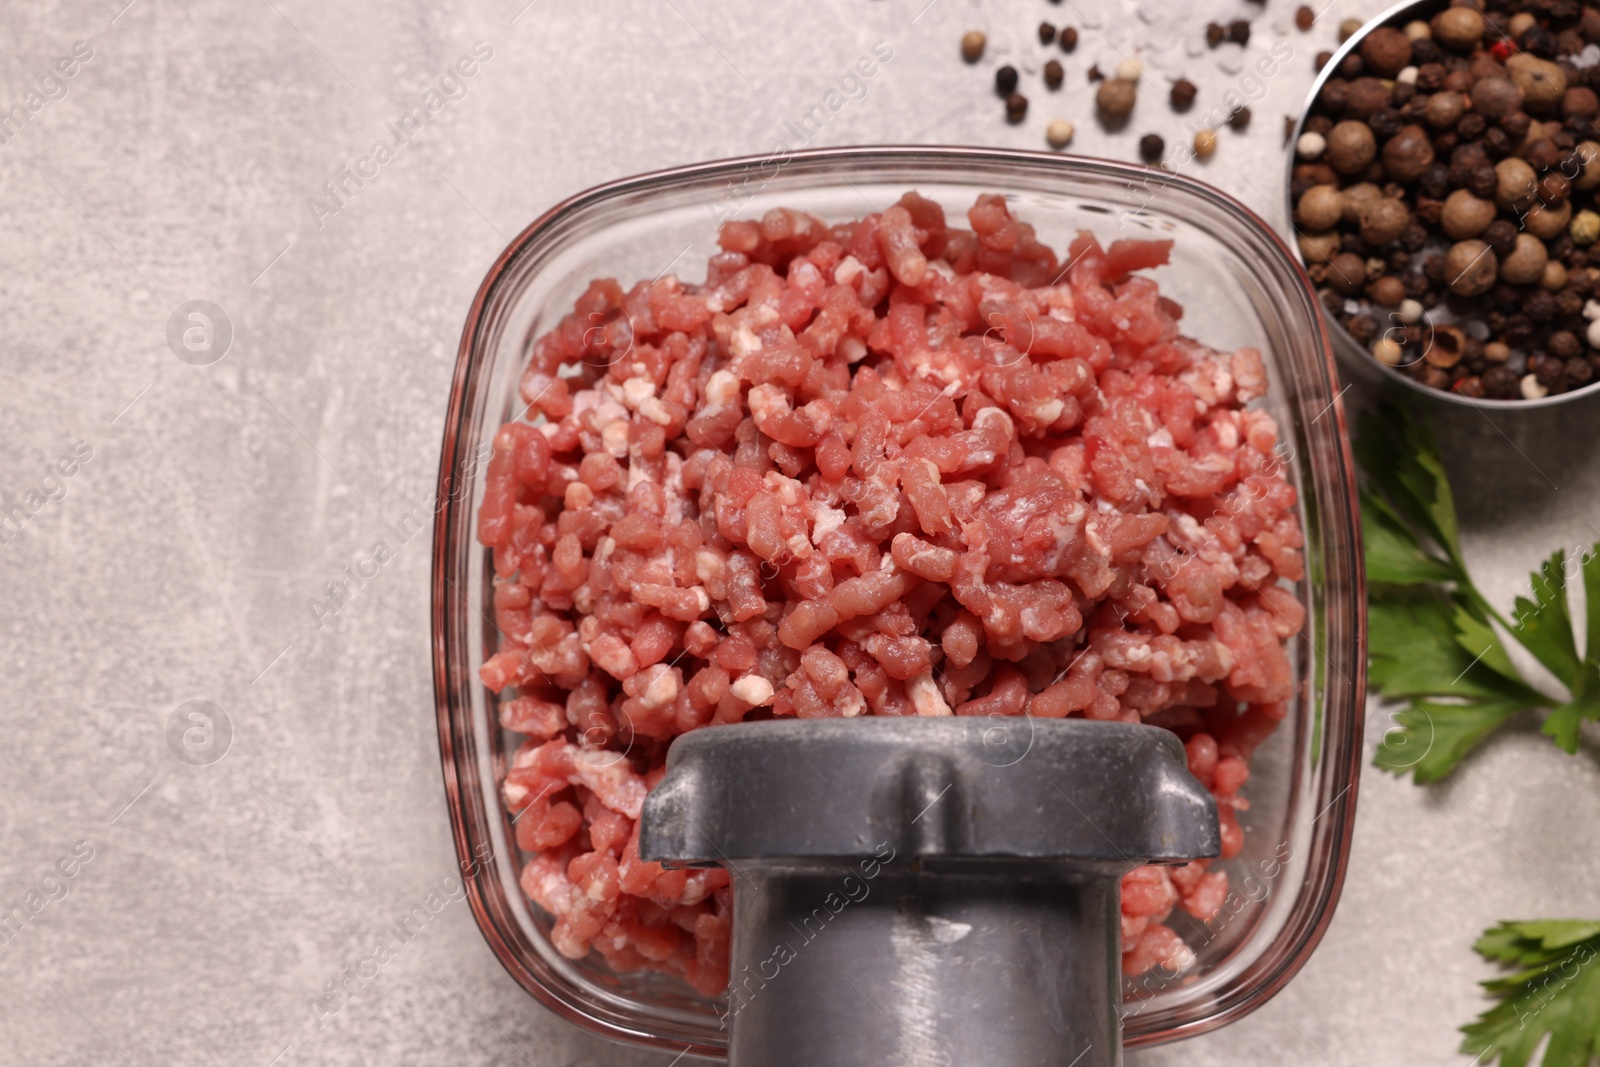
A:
[1315,50,1333,72]
[1228,105,1252,131]
[1139,132,1165,163]
[1059,27,1078,53]
[1096,77,1137,127]
[1038,22,1056,46]
[1170,79,1197,112]
[1046,119,1074,149]
[1295,5,1314,32]
[1228,19,1251,46]
[995,65,1018,97]
[960,30,986,64]
[1206,22,1226,48]
[1005,92,1029,124]
[1194,128,1218,159]
[1043,59,1064,90]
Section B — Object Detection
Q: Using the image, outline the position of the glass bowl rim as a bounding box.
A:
[432,143,1368,1056]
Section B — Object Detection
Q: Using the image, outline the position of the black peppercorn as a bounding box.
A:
[1484,365,1519,397]
[1368,108,1402,140]
[1501,110,1532,141]
[1039,21,1057,45]
[1228,105,1252,130]
[1549,330,1582,360]
[996,65,1019,97]
[1005,92,1029,124]
[1401,223,1430,252]
[1206,22,1226,47]
[1059,26,1078,52]
[1468,164,1499,199]
[1457,111,1487,139]
[1522,25,1559,58]
[1228,19,1251,45]
[1483,126,1511,157]
[1139,132,1165,162]
[1315,49,1333,72]
[1504,315,1536,346]
[1044,59,1064,90]
[1484,219,1519,258]
[1346,315,1379,344]
[1170,78,1197,112]
[1527,290,1557,322]
[1568,357,1595,384]
[1403,270,1430,297]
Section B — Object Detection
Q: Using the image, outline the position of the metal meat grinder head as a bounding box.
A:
[638,716,1219,1067]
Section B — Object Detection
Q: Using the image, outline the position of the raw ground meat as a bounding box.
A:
[478,192,1304,997]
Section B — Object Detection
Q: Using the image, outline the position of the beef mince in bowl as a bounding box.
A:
[480,193,1305,995]
[433,147,1363,1056]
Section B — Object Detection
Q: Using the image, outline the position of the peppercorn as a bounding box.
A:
[1457,111,1487,140]
[1228,106,1252,131]
[1419,162,1451,199]
[1360,27,1413,78]
[1329,252,1368,294]
[1344,78,1394,120]
[1369,108,1403,140]
[1572,209,1600,245]
[1508,54,1568,113]
[1349,316,1381,346]
[1527,289,1557,322]
[1540,173,1572,205]
[996,65,1019,97]
[1549,330,1582,360]
[1466,163,1498,200]
[1372,275,1407,306]
[1481,219,1519,260]
[1433,6,1486,52]
[1568,357,1595,385]
[1228,19,1251,46]
[1005,92,1029,124]
[1194,128,1218,159]
[1339,53,1366,79]
[1401,223,1430,252]
[1315,50,1333,72]
[1039,21,1056,45]
[1170,79,1197,112]
[1483,126,1512,159]
[1527,200,1574,241]
[1096,78,1137,127]
[1383,125,1435,182]
[1339,17,1363,43]
[1522,25,1559,60]
[1044,60,1064,90]
[1445,239,1498,296]
[1059,27,1078,52]
[1416,196,1445,225]
[960,30,986,63]
[1139,132,1165,163]
[1424,91,1466,130]
[1564,87,1600,120]
[1361,198,1413,246]
[1501,110,1532,141]
[1484,364,1519,397]
[1206,22,1226,48]
[1412,37,1443,65]
[1046,119,1074,149]
[1088,64,1104,82]
[1500,233,1550,285]
[1440,189,1496,239]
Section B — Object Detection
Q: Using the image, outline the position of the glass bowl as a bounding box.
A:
[432,145,1366,1058]
[1284,0,1600,409]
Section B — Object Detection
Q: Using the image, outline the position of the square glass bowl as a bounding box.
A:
[432,146,1366,1058]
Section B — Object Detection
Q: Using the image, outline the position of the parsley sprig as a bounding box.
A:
[1461,921,1600,1067]
[1358,405,1600,783]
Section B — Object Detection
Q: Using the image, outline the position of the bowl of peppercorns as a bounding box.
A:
[1286,0,1600,406]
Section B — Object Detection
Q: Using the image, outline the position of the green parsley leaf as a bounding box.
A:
[1375,698,1526,785]
[1542,662,1600,755]
[1583,546,1600,663]
[1355,405,1463,566]
[1513,550,1583,683]
[1461,920,1600,1067]
[1362,489,1459,586]
[1368,592,1543,704]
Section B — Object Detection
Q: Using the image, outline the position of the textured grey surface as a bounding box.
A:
[2,0,1597,1065]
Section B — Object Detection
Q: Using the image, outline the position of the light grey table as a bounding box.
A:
[4,0,1597,1064]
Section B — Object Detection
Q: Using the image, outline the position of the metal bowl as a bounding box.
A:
[1284,0,1600,410]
